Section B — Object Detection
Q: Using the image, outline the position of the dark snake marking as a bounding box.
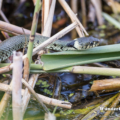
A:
[0,35,100,62]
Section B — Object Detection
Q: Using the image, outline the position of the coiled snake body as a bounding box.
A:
[0,35,100,62]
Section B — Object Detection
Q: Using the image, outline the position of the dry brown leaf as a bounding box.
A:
[90,79,120,91]
[106,0,120,13]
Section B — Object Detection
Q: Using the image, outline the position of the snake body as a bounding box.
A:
[0,35,100,62]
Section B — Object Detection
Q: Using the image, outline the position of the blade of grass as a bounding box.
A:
[27,0,42,65]
[30,66,120,77]
[41,52,120,70]
[102,12,120,29]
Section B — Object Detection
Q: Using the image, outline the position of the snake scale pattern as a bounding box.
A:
[0,35,100,62]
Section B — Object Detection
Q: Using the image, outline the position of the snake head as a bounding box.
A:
[67,36,100,50]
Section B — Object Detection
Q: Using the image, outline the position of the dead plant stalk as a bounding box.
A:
[12,52,23,120]
[42,0,56,37]
[0,82,72,108]
[0,20,41,35]
[58,0,88,37]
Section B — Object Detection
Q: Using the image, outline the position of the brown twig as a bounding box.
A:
[23,57,29,82]
[42,0,51,33]
[22,79,49,113]
[71,0,78,39]
[0,20,41,35]
[91,0,103,25]
[81,0,87,28]
[89,79,120,92]
[88,2,96,24]
[0,4,10,39]
[58,0,88,37]
[0,82,72,108]
[0,91,11,118]
[0,10,10,23]
[0,64,12,74]
[22,74,39,115]
[42,0,56,37]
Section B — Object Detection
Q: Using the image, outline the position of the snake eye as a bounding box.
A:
[90,42,93,46]
[53,43,57,46]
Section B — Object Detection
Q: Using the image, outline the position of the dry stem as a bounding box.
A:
[42,0,51,32]
[42,0,56,37]
[91,0,103,25]
[58,0,88,37]
[22,79,49,113]
[0,83,72,108]
[12,52,23,120]
[0,21,41,35]
[71,0,78,39]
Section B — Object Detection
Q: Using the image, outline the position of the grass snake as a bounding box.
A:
[0,35,100,62]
